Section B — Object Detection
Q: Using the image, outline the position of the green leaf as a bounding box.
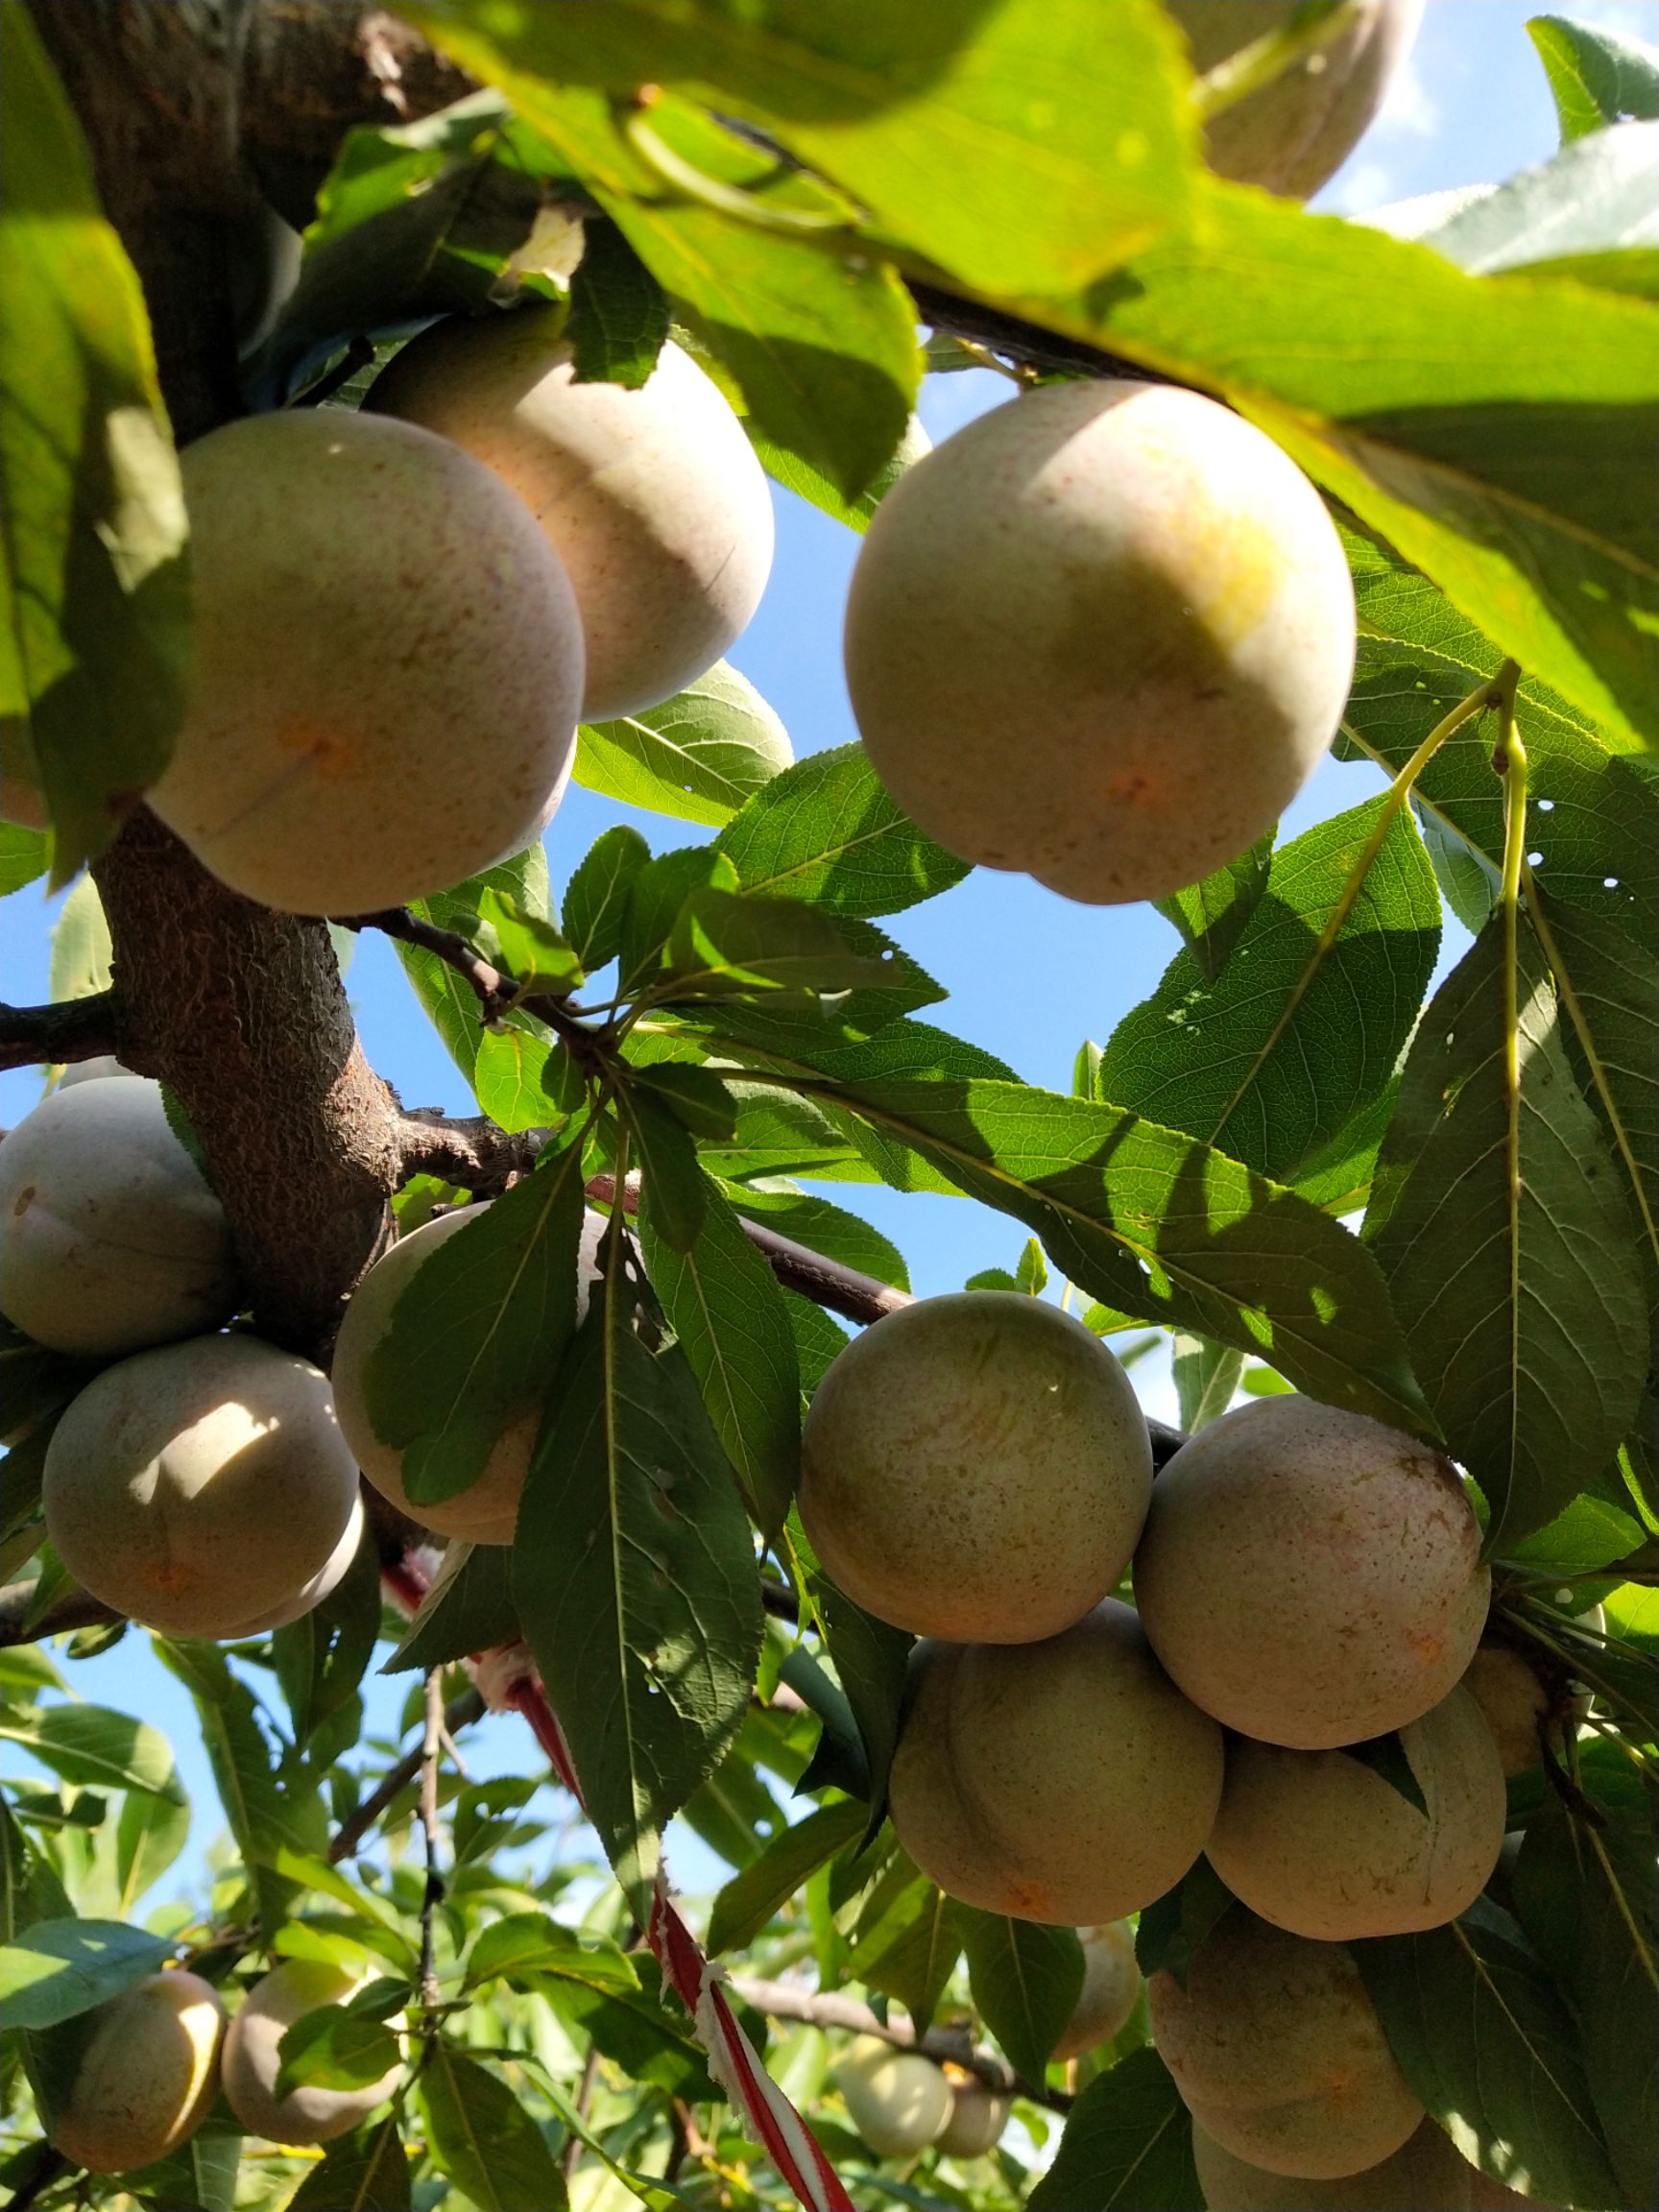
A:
[1027,2047,1202,2210]
[536,1973,715,2101]
[1071,178,1659,756]
[716,741,970,917]
[287,2117,412,2212]
[1528,14,1659,140]
[1170,1334,1243,1432]
[625,1087,708,1252]
[273,1529,380,1746]
[849,1868,966,2035]
[0,1916,170,2031]
[1413,796,1500,937]
[0,3,190,877]
[728,1185,910,1290]
[708,1798,867,1955]
[128,2128,244,2212]
[565,215,668,386]
[113,1783,191,1917]
[470,1023,578,1137]
[512,1274,763,1907]
[465,1911,637,1994]
[577,661,793,830]
[399,844,555,1080]
[1356,1899,1623,2208]
[248,90,572,407]
[406,0,1196,300]
[1403,116,1659,282]
[1506,1489,1645,1575]
[749,410,927,533]
[662,886,903,1001]
[418,2043,568,2212]
[0,823,46,897]
[0,1705,184,1803]
[632,1062,737,1142]
[807,1576,912,1823]
[564,824,652,973]
[779,1070,1429,1431]
[962,1913,1085,2085]
[1365,921,1651,1552]
[619,843,733,991]
[364,1133,589,1506]
[1100,796,1441,1185]
[276,2005,401,2104]
[1510,1755,1658,2206]
[638,1168,800,1533]
[381,1540,518,1675]
[473,887,584,995]
[1134,1862,1236,1988]
[1151,831,1274,984]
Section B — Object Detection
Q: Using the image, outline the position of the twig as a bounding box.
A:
[0,993,119,1075]
[0,2144,68,2211]
[561,2046,602,2182]
[906,281,1167,387]
[328,1688,486,1863]
[728,1977,1070,2114]
[0,1582,117,1651]
[417,1668,445,2015]
[339,908,514,1022]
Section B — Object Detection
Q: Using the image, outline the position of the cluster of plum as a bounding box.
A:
[798,1293,1573,2206]
[45,1959,398,2177]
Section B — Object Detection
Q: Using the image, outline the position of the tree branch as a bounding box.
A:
[395,1107,548,1192]
[0,994,119,1075]
[0,1582,119,1651]
[339,907,516,1025]
[328,1686,486,1863]
[908,280,1166,386]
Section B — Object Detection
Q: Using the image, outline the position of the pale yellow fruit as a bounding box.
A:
[50,1970,226,2176]
[834,2036,952,2158]
[1168,1,1427,201]
[1149,1914,1423,2179]
[890,1600,1224,1924]
[1052,1921,1142,2060]
[56,1056,138,1088]
[1205,1684,1505,1940]
[0,1078,236,1357]
[1134,1398,1490,1748]
[370,314,774,720]
[223,1960,401,2146]
[43,1333,362,1637]
[1192,2115,1473,2210]
[228,1493,365,1636]
[938,2071,1011,2158]
[799,1291,1152,1643]
[1461,1607,1603,1778]
[843,380,1354,908]
[148,409,584,915]
[332,1202,605,1545]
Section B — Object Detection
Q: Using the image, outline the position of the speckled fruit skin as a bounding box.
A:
[228,1493,365,1635]
[1205,1683,1505,1940]
[43,1334,362,1637]
[370,314,774,721]
[223,1961,401,2146]
[1191,2115,1473,2210]
[834,2037,952,2158]
[890,1600,1224,1924]
[1052,1921,1142,2059]
[798,1291,1153,1643]
[50,1971,226,2176]
[1149,1913,1423,2179]
[331,1202,606,1545]
[1133,1397,1490,1748]
[1168,1,1427,201]
[147,409,584,915]
[0,1078,236,1358]
[1461,1605,1601,1777]
[842,380,1355,908]
[938,2073,1011,2158]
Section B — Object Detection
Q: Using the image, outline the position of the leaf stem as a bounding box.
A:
[1193,0,1363,123]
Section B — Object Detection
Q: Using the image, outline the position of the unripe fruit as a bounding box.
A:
[43,1334,361,1637]
[1052,1921,1142,2060]
[50,1970,226,2176]
[1204,1683,1505,1940]
[147,409,584,915]
[1134,1397,1489,1748]
[331,1203,605,1546]
[222,1960,401,2146]
[890,1601,1224,1924]
[1191,2115,1473,2210]
[1168,1,1427,201]
[0,1078,236,1357]
[1461,1609,1601,1777]
[1148,1913,1423,2178]
[370,314,774,721]
[843,380,1354,907]
[938,2070,1011,2158]
[229,1493,365,1636]
[800,1291,1152,1643]
[833,2036,952,2158]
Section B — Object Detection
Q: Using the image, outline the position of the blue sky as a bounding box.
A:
[3,0,1652,1911]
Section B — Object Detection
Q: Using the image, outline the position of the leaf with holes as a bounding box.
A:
[512,1274,761,1906]
[1365,920,1650,1551]
[1100,796,1440,1184]
[577,662,793,830]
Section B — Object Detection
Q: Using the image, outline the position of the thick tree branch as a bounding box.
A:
[0,1582,118,1650]
[0,994,119,1075]
[340,907,516,1024]
[395,1107,548,1191]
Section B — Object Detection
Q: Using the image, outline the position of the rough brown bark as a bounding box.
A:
[27,2,477,1357]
